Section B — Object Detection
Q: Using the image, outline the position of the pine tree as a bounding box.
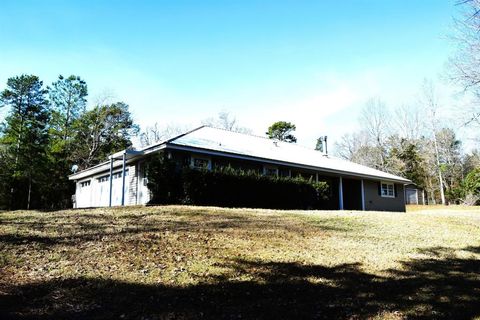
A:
[0,75,50,209]
[44,75,88,208]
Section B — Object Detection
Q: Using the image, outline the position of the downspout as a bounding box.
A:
[360,179,365,211]
[121,153,126,206]
[109,157,113,207]
[339,176,344,210]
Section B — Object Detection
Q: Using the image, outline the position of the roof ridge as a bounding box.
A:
[140,125,205,152]
[202,125,324,152]
[202,125,273,141]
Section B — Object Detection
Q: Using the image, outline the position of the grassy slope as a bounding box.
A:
[1,205,480,319]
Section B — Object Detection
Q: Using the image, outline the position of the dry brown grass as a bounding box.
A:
[1,205,480,319]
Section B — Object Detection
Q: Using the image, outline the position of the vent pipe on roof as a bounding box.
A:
[323,136,328,156]
[317,136,328,156]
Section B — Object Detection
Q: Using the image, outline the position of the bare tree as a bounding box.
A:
[202,111,252,134]
[394,103,424,141]
[448,0,480,127]
[436,128,464,195]
[420,80,446,205]
[140,123,188,147]
[334,131,369,160]
[360,97,391,170]
[91,88,117,106]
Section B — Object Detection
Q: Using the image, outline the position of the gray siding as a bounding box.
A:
[127,164,138,205]
[363,180,405,212]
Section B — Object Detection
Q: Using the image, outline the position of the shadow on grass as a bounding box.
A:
[0,210,348,247]
[2,247,479,319]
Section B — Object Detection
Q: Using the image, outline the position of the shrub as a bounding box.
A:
[182,167,329,209]
[144,153,183,204]
[145,155,330,209]
[463,168,480,205]
[464,168,480,194]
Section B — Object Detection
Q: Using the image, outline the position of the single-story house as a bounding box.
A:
[69,126,411,211]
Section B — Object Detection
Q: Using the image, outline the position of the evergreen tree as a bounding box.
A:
[45,75,88,208]
[266,121,297,143]
[392,140,427,188]
[0,75,50,209]
[49,75,88,153]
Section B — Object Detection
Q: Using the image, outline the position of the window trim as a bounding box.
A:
[190,155,212,170]
[96,169,129,183]
[80,180,91,188]
[263,165,279,177]
[380,181,395,198]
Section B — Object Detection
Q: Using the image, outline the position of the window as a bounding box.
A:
[98,175,109,183]
[279,168,291,178]
[381,182,395,198]
[263,165,279,177]
[191,157,211,170]
[80,180,91,188]
[97,170,129,183]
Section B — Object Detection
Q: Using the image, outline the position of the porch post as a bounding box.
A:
[121,153,126,206]
[360,179,365,211]
[109,157,113,207]
[315,173,319,183]
[339,176,344,210]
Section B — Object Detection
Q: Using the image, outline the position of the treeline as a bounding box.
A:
[334,93,480,205]
[0,74,138,210]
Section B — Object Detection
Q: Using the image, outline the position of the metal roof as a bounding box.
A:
[168,126,411,183]
[70,125,410,183]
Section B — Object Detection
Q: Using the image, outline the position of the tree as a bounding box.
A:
[389,139,427,188]
[448,0,480,128]
[420,80,447,205]
[335,131,367,161]
[360,97,391,170]
[464,167,480,195]
[464,149,480,174]
[140,123,189,147]
[44,75,88,209]
[393,104,424,141]
[202,111,252,134]
[0,75,50,209]
[70,102,139,169]
[266,121,297,143]
[315,137,325,152]
[49,75,88,150]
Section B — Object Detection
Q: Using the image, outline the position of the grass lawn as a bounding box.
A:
[1,205,480,319]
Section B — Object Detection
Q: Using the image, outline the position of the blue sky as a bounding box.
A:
[0,0,460,148]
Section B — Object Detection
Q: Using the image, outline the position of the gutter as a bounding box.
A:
[165,143,411,184]
[68,138,411,185]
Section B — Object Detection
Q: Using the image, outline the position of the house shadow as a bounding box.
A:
[1,246,479,319]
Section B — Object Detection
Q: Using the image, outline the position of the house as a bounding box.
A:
[69,126,411,211]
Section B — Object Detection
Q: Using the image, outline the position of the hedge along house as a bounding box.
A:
[69,126,411,211]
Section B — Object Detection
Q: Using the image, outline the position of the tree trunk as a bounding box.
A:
[432,136,446,205]
[27,176,32,210]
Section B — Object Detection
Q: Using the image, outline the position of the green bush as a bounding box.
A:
[145,154,330,209]
[463,168,480,205]
[464,168,480,195]
[145,153,183,204]
[182,167,329,209]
